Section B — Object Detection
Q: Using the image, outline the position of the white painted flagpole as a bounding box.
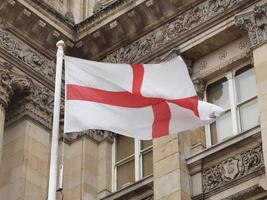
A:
[48,40,65,200]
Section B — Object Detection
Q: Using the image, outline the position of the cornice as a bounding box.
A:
[75,0,138,33]
[17,0,74,36]
[22,0,74,27]
[102,0,258,63]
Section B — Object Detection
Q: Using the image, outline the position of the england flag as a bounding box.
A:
[64,56,223,140]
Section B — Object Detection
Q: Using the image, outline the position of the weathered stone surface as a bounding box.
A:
[202,145,264,192]
[0,26,55,82]
[104,0,245,63]
[236,3,267,48]
[6,82,54,130]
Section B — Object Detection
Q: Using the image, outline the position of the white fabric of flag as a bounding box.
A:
[64,56,223,140]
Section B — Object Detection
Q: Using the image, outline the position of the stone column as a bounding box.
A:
[0,66,13,168]
[0,104,5,168]
[235,2,267,183]
[192,79,206,153]
[97,136,113,199]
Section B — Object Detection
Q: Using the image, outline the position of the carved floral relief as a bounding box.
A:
[202,145,264,192]
[0,28,55,81]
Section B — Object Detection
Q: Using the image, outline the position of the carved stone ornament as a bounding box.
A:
[104,0,243,63]
[235,3,267,48]
[0,27,55,81]
[64,129,115,143]
[0,65,32,111]
[202,145,264,193]
[193,79,206,99]
[6,83,54,130]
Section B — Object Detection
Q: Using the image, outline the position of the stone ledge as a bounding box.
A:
[101,175,153,200]
[186,126,261,166]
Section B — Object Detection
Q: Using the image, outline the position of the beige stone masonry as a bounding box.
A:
[97,140,112,199]
[62,136,99,200]
[153,132,191,200]
[253,44,267,177]
[0,119,50,200]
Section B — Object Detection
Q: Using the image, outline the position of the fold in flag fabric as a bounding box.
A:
[64,56,223,140]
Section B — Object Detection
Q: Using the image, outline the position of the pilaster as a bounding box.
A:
[0,66,11,168]
[0,119,51,200]
[0,105,5,170]
[235,2,267,185]
[191,79,206,153]
[153,132,191,200]
[97,138,113,199]
[0,65,31,168]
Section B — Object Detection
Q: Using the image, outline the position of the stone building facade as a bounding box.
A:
[0,0,267,199]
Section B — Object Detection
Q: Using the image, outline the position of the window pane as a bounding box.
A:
[141,140,152,150]
[207,78,230,110]
[210,111,233,144]
[116,136,134,161]
[235,67,256,103]
[239,99,259,132]
[142,151,153,177]
[117,160,135,189]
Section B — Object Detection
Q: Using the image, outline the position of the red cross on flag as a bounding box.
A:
[64,56,223,140]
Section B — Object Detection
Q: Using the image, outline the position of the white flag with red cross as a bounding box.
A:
[64,56,223,140]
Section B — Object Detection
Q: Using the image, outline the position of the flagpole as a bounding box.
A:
[48,40,65,200]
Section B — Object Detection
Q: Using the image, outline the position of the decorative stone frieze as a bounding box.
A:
[202,145,264,193]
[235,3,267,48]
[104,0,244,63]
[64,129,115,144]
[0,27,55,81]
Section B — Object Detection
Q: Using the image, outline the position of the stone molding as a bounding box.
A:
[192,185,264,200]
[202,145,265,193]
[64,129,115,144]
[192,37,252,79]
[75,0,135,31]
[235,3,267,49]
[103,0,247,63]
[221,185,264,200]
[101,175,153,200]
[0,24,55,82]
